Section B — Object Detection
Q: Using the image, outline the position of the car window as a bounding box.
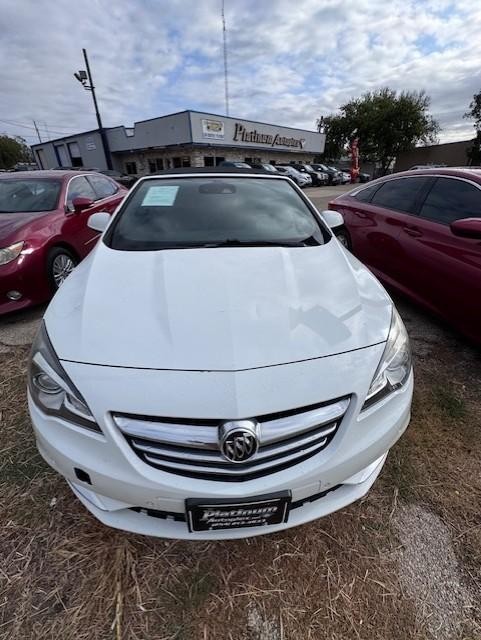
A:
[106,177,327,251]
[353,182,382,203]
[0,179,61,213]
[67,176,97,208]
[419,177,481,224]
[370,177,430,214]
[88,174,119,199]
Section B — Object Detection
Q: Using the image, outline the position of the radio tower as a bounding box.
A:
[221,0,230,115]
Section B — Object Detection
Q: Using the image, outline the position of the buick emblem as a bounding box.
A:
[219,420,260,463]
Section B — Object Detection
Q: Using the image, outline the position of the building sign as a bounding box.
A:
[86,137,96,150]
[202,119,225,140]
[233,123,305,149]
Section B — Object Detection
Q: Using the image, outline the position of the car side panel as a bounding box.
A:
[59,177,126,259]
[330,196,406,282]
[395,216,481,342]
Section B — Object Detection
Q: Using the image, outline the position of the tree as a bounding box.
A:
[322,88,440,175]
[0,135,33,170]
[464,90,481,165]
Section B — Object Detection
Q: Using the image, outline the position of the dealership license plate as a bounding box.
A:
[186,491,291,532]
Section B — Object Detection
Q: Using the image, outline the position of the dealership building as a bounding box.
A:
[31,110,325,175]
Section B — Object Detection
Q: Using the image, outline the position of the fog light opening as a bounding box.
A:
[7,290,22,301]
[74,468,92,485]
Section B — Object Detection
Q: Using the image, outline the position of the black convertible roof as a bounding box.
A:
[153,167,273,176]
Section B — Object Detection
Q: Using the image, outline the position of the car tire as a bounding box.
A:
[335,227,352,250]
[47,247,78,292]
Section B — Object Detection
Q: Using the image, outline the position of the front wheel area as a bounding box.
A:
[47,247,78,291]
[335,227,352,250]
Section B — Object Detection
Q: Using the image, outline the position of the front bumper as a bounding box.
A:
[0,251,50,315]
[28,344,413,540]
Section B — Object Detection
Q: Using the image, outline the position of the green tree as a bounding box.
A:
[464,90,481,165]
[0,135,33,170]
[322,88,440,175]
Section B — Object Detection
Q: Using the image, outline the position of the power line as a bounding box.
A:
[0,118,90,135]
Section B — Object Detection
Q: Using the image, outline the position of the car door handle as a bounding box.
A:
[403,225,423,237]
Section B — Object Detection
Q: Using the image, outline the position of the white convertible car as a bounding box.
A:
[27,168,412,539]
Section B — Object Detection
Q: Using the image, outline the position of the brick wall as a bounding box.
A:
[114,146,316,176]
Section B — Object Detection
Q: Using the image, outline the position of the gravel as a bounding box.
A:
[247,605,280,640]
[393,503,473,639]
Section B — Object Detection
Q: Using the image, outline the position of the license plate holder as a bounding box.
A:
[186,491,291,532]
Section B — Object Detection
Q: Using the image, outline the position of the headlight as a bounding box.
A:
[28,322,101,432]
[0,241,24,266]
[362,308,412,410]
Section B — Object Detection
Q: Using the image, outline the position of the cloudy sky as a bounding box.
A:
[1,0,480,146]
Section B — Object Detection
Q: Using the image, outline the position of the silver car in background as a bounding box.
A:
[275,165,312,188]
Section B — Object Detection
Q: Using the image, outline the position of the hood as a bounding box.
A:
[0,210,50,245]
[45,240,392,371]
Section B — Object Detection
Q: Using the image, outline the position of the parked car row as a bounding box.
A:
[218,160,367,188]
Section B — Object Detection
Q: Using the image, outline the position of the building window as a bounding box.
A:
[244,157,252,163]
[67,141,83,167]
[125,161,137,175]
[171,156,190,168]
[36,149,45,169]
[156,158,164,171]
[203,156,215,166]
[215,157,225,166]
[55,144,69,167]
[270,160,276,165]
[148,160,156,173]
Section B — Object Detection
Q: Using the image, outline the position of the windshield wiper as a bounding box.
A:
[195,237,321,248]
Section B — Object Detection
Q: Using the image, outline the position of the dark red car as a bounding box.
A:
[329,168,481,344]
[0,170,127,314]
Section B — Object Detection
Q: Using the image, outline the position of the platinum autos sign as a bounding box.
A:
[189,112,325,154]
[233,123,305,149]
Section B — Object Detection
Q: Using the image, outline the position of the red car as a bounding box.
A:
[328,168,481,344]
[0,170,127,314]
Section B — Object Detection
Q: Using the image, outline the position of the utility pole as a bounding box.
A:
[33,120,42,143]
[74,49,113,169]
[221,0,230,116]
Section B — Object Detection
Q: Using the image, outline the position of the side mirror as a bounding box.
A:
[72,196,94,213]
[321,209,344,230]
[450,218,481,239]
[88,211,111,233]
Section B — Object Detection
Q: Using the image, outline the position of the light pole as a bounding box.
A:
[74,48,113,170]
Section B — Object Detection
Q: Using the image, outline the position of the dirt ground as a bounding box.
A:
[1,218,480,638]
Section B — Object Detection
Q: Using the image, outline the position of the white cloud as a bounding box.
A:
[0,0,480,145]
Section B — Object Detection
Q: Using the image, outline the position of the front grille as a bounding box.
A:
[113,397,349,482]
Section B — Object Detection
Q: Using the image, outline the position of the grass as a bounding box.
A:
[0,301,480,639]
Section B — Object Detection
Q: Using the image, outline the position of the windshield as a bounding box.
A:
[106,177,326,251]
[304,164,315,171]
[0,179,61,213]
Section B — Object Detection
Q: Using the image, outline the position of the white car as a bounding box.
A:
[27,169,413,540]
[275,165,312,187]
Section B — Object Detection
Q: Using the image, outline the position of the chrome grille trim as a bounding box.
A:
[113,397,349,481]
